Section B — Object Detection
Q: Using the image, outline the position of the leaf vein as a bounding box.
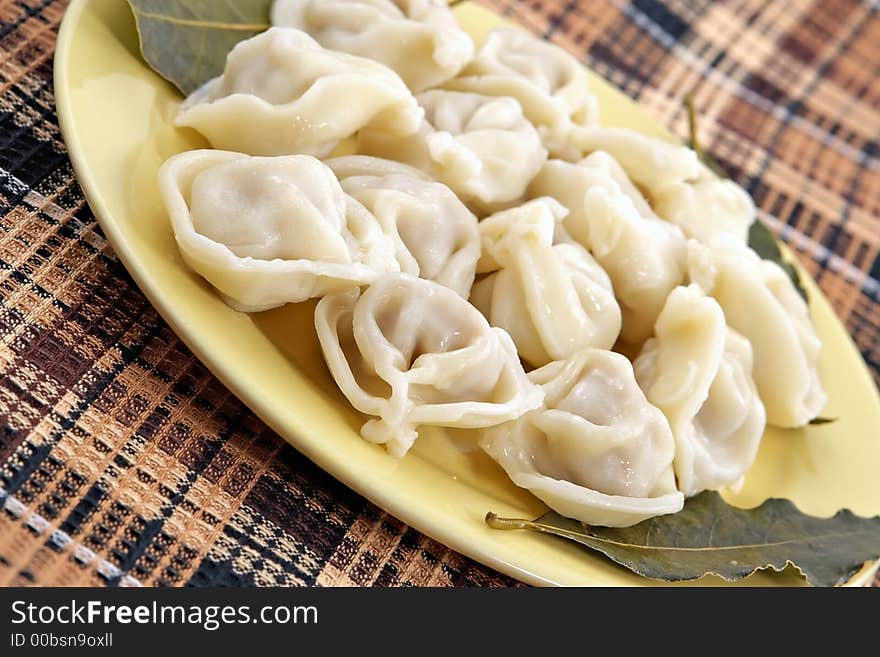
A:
[132,9,269,31]
[533,525,877,553]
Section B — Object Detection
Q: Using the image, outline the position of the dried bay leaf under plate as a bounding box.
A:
[487,491,880,586]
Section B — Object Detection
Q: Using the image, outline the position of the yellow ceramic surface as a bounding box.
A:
[55,0,880,586]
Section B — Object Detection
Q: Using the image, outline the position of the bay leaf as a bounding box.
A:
[748,219,809,303]
[486,491,880,586]
[127,0,272,96]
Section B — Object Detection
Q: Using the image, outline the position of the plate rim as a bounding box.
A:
[53,0,880,588]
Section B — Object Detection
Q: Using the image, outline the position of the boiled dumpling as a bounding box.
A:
[568,130,757,250]
[175,27,422,157]
[570,134,754,265]
[358,89,547,211]
[315,273,544,456]
[272,0,474,92]
[481,349,684,527]
[443,27,598,159]
[633,285,766,496]
[159,150,397,312]
[651,164,755,245]
[688,238,826,427]
[326,155,481,298]
[323,153,433,181]
[569,126,701,188]
[470,198,621,367]
[529,151,686,343]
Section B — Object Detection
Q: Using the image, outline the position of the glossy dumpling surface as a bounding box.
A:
[569,126,701,188]
[529,151,686,343]
[272,0,474,92]
[634,285,766,496]
[158,150,397,311]
[651,164,755,245]
[470,198,621,367]
[315,273,544,456]
[444,27,598,159]
[481,349,684,527]
[688,238,826,427]
[359,89,547,210]
[327,155,481,298]
[175,27,422,157]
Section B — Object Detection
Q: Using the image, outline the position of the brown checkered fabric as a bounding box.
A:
[0,0,877,587]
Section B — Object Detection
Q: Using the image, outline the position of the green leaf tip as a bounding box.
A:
[126,0,273,96]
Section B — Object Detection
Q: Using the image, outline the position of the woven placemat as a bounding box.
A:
[0,0,877,587]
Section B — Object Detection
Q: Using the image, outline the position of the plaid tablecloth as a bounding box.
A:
[0,0,877,587]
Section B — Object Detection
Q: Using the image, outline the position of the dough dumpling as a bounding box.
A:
[315,273,544,456]
[175,27,422,157]
[159,150,397,311]
[359,89,547,211]
[327,155,481,298]
[529,151,686,343]
[481,349,684,527]
[272,0,474,92]
[688,238,826,427]
[444,27,598,159]
[634,285,766,496]
[323,153,432,181]
[470,198,621,367]
[569,126,701,189]
[651,165,755,245]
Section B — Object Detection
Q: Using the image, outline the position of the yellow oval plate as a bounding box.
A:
[55,0,880,586]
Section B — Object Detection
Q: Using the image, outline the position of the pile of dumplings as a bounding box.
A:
[158,0,827,528]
